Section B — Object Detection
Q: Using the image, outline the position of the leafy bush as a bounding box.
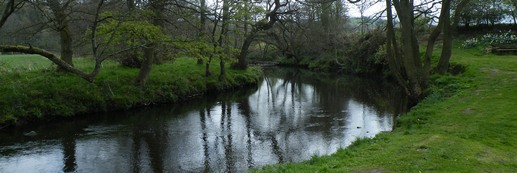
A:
[339,30,388,74]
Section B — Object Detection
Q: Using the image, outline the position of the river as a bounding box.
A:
[0,68,407,173]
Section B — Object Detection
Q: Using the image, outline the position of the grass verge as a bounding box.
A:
[251,47,517,172]
[0,57,262,127]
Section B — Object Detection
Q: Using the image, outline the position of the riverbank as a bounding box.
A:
[252,47,517,172]
[0,57,262,128]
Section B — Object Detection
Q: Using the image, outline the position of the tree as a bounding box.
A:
[0,0,122,82]
[382,0,473,101]
[436,0,470,74]
[233,0,293,69]
[43,0,75,68]
[0,0,24,29]
[134,0,167,86]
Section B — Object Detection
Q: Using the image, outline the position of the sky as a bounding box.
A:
[347,0,435,18]
[348,0,386,18]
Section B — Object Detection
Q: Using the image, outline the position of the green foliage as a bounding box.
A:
[96,13,166,47]
[95,11,174,68]
[339,30,388,74]
[0,57,261,126]
[171,38,237,63]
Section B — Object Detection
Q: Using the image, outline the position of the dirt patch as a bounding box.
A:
[480,68,500,78]
[474,90,486,95]
[351,169,385,173]
[462,108,475,115]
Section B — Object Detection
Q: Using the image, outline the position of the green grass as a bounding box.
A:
[252,47,517,172]
[0,56,262,126]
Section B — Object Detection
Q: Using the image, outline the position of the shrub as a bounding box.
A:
[461,38,480,48]
[480,30,517,45]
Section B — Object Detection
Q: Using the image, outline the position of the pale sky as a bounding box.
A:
[348,0,386,18]
[347,0,435,18]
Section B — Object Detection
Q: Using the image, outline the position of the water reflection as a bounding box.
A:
[0,68,407,173]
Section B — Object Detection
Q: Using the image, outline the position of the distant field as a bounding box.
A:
[0,54,119,73]
[0,54,53,72]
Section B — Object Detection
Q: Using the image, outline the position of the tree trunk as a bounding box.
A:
[219,59,225,80]
[205,59,211,77]
[424,0,449,79]
[218,0,230,78]
[197,0,207,65]
[392,0,425,101]
[59,24,74,68]
[135,45,155,86]
[234,35,254,69]
[48,0,74,70]
[385,0,407,94]
[134,0,164,86]
[436,0,452,74]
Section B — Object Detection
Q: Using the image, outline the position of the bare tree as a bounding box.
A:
[0,0,24,29]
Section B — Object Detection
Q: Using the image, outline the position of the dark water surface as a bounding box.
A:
[0,68,407,173]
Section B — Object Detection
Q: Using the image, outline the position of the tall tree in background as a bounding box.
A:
[44,0,75,68]
[135,0,166,86]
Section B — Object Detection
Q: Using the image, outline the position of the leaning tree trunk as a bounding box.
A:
[0,45,96,82]
[233,0,284,70]
[234,34,254,69]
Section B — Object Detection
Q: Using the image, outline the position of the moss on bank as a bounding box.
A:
[0,57,262,127]
[252,48,517,172]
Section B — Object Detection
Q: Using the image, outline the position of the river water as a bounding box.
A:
[0,68,407,173]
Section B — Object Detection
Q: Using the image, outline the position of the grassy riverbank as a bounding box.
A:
[0,56,261,127]
[252,47,517,172]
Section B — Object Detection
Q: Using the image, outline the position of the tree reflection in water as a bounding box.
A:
[0,68,407,173]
